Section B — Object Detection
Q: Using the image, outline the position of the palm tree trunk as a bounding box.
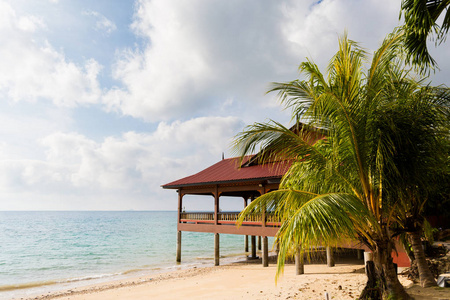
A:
[371,239,412,300]
[408,229,437,287]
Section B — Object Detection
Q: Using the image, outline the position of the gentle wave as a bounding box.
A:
[0,280,59,292]
[0,211,273,297]
[0,272,121,292]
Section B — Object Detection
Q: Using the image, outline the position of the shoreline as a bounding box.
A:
[5,253,251,300]
[15,257,450,300]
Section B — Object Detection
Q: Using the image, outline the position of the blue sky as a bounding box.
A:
[0,0,448,211]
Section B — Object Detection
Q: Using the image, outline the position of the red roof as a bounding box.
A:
[162,155,291,189]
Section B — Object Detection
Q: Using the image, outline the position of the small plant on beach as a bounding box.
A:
[234,28,449,300]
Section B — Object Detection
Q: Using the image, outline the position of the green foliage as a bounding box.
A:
[233,28,450,284]
[400,0,450,69]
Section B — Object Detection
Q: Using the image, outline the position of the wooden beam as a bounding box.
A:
[177,223,279,236]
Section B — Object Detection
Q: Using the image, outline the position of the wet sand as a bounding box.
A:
[21,258,450,300]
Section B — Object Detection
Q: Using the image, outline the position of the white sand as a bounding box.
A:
[23,260,450,300]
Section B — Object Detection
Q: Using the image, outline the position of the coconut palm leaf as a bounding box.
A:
[233,29,425,299]
[401,0,450,69]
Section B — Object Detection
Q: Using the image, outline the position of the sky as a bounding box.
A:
[0,0,448,211]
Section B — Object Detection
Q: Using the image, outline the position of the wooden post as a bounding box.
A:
[259,185,265,253]
[326,246,335,267]
[357,249,364,260]
[244,197,248,252]
[214,185,219,225]
[177,190,183,223]
[364,251,373,275]
[176,190,183,263]
[176,231,182,262]
[214,233,220,266]
[295,246,304,275]
[251,235,257,258]
[262,236,269,267]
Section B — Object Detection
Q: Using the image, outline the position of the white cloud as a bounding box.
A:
[0,1,102,107]
[103,0,300,122]
[0,0,448,212]
[0,116,243,210]
[101,0,419,123]
[17,15,45,32]
[83,10,117,35]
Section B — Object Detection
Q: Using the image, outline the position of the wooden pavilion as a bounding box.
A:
[162,127,410,270]
[162,126,339,270]
[162,154,291,267]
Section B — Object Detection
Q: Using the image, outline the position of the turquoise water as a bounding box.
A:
[0,211,260,299]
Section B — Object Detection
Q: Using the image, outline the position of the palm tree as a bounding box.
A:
[401,0,450,68]
[233,30,437,299]
[381,86,450,287]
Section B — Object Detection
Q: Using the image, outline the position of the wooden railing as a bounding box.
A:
[180,212,280,227]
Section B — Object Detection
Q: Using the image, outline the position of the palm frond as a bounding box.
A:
[400,0,450,69]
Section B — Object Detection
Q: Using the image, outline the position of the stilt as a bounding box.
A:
[295,246,304,275]
[357,249,364,260]
[326,246,335,267]
[258,236,262,250]
[214,233,220,266]
[176,231,182,263]
[250,235,257,259]
[244,235,248,252]
[363,251,373,275]
[262,236,269,267]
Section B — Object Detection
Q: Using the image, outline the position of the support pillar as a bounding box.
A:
[176,231,182,263]
[364,251,374,275]
[176,190,183,263]
[214,186,219,225]
[357,249,364,260]
[295,246,304,275]
[243,197,248,253]
[214,233,220,266]
[326,246,335,267]
[250,235,257,259]
[258,236,262,251]
[262,236,269,267]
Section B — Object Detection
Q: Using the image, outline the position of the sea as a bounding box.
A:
[0,211,268,300]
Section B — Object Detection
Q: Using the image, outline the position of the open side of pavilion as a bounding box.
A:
[161,128,410,272]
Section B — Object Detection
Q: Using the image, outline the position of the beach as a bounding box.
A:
[22,258,450,300]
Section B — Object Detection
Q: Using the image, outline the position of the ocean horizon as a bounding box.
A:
[0,211,266,300]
